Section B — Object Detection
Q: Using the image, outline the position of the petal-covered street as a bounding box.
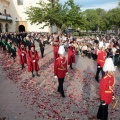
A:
[0,43,120,120]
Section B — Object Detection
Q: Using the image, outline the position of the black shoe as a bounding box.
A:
[22,66,25,70]
[95,76,99,82]
[61,94,65,98]
[36,74,40,77]
[70,64,73,69]
[32,74,35,78]
[57,89,60,93]
[70,66,73,69]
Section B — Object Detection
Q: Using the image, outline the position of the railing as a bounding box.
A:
[0,14,12,21]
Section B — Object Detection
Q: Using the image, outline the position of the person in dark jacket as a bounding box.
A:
[11,43,16,62]
[6,38,12,58]
[39,39,45,58]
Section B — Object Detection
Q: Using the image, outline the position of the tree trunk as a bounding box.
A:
[117,27,120,34]
[58,28,62,35]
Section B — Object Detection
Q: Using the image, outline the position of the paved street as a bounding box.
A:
[0,42,120,120]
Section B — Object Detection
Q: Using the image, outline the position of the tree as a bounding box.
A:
[83,9,99,31]
[107,8,120,27]
[96,8,110,31]
[25,0,83,34]
[83,8,110,32]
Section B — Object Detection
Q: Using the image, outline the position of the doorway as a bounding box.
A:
[19,25,25,32]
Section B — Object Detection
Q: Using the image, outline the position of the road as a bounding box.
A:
[0,41,120,120]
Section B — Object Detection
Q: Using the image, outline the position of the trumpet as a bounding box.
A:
[112,99,118,110]
[66,74,70,80]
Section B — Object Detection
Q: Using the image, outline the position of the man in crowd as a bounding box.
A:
[6,38,12,58]
[39,37,45,58]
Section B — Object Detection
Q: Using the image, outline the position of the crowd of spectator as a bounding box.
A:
[49,33,120,68]
[0,31,120,68]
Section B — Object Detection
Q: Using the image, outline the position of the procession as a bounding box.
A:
[0,0,120,119]
[0,31,120,120]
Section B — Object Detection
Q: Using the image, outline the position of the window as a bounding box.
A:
[17,0,23,5]
[4,9,6,15]
[5,23,9,32]
[0,23,3,33]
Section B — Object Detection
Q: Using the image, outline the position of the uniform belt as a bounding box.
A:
[100,60,104,62]
[57,68,66,70]
[105,91,112,93]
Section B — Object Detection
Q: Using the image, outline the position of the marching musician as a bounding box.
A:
[95,41,107,82]
[55,46,68,97]
[97,58,115,120]
[68,41,76,69]
[53,40,60,78]
[27,44,40,77]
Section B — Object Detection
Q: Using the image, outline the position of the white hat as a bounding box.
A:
[58,45,65,55]
[103,58,115,72]
[99,41,104,49]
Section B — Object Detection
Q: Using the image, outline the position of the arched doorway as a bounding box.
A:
[0,23,3,33]
[5,23,9,32]
[19,25,25,32]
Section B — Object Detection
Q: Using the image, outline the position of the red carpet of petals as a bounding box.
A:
[0,51,120,120]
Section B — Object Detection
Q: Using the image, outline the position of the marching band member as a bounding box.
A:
[97,58,115,120]
[55,46,68,97]
[68,41,76,69]
[53,40,60,78]
[95,41,107,82]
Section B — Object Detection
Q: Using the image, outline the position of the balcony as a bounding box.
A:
[0,13,12,22]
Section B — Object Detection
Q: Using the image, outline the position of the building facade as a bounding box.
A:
[9,0,51,32]
[0,0,12,33]
[0,0,52,33]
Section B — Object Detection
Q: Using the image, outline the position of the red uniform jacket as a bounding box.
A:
[97,50,106,67]
[68,46,76,65]
[27,50,40,72]
[18,48,27,64]
[100,74,115,104]
[55,56,67,78]
[53,44,59,74]
[53,44,59,59]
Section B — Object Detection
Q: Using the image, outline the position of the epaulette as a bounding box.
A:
[56,57,59,60]
[103,75,108,79]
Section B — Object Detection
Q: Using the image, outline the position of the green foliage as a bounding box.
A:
[82,8,110,31]
[107,7,120,27]
[25,0,120,33]
[25,0,83,32]
[83,9,98,31]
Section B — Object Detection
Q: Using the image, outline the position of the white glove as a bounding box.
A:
[66,72,68,75]
[33,60,36,62]
[21,53,24,56]
[112,96,115,100]
[98,66,100,68]
[54,75,57,79]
